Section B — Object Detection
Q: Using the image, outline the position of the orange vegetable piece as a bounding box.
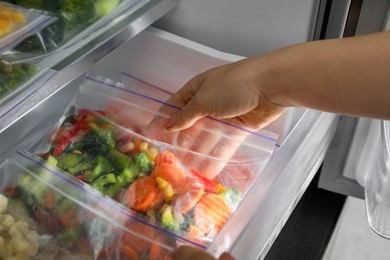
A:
[148,236,172,260]
[154,151,179,167]
[174,184,205,214]
[121,245,139,260]
[125,176,164,213]
[193,193,232,236]
[59,207,77,227]
[152,163,187,194]
[0,5,25,37]
[46,191,54,209]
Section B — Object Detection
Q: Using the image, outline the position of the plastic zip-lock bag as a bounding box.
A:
[0,151,178,259]
[2,0,144,64]
[0,2,56,55]
[28,76,277,249]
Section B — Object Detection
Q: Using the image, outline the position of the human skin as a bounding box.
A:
[164,30,390,132]
[172,246,234,260]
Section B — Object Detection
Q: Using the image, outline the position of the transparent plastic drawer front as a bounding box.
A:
[0,152,174,259]
[365,120,390,239]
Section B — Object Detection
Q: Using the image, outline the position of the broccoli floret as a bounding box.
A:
[161,205,180,231]
[105,167,139,197]
[58,226,82,245]
[17,156,58,209]
[83,128,116,156]
[56,152,94,175]
[0,62,37,96]
[91,173,116,194]
[59,0,95,27]
[84,155,114,182]
[133,152,153,174]
[13,0,59,10]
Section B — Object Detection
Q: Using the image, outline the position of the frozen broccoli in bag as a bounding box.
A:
[0,60,36,98]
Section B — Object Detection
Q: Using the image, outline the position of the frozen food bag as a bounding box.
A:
[2,0,142,63]
[29,76,277,247]
[0,60,37,100]
[365,120,390,239]
[0,2,56,55]
[0,151,179,259]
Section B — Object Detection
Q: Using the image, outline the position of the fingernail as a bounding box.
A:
[163,115,176,129]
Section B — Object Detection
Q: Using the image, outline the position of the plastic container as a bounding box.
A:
[26,75,277,250]
[365,120,390,239]
[0,151,175,259]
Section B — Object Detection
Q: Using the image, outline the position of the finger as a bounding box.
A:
[172,246,215,260]
[165,99,206,131]
[220,252,235,260]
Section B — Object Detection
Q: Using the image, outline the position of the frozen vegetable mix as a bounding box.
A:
[6,0,122,54]
[31,76,277,251]
[0,3,26,38]
[0,156,177,259]
[37,107,238,246]
[0,60,36,99]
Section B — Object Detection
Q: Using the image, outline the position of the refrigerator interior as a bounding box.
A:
[0,27,339,259]
[153,0,321,56]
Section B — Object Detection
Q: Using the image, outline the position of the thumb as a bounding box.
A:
[164,100,205,131]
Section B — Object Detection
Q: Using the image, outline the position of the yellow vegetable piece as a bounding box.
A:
[156,177,175,201]
[0,5,26,37]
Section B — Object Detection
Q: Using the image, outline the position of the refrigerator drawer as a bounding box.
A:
[0,27,339,259]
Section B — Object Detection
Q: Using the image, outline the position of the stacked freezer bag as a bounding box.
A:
[0,2,55,106]
[24,76,277,256]
[1,0,142,63]
[0,1,55,54]
[365,120,390,239]
[0,152,174,259]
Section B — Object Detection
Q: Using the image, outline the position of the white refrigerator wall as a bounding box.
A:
[154,0,320,56]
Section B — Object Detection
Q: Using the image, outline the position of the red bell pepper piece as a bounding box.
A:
[52,113,89,155]
[189,168,218,193]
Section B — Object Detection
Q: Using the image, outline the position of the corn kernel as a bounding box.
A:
[156,177,175,201]
[146,147,159,161]
[139,142,148,152]
[216,184,225,193]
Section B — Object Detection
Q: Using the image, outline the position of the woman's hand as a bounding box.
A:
[163,57,288,132]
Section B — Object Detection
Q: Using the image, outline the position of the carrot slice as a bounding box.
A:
[121,245,139,260]
[154,151,179,167]
[46,191,54,209]
[152,163,187,194]
[59,207,77,227]
[125,176,164,213]
[174,184,205,214]
[193,193,232,236]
